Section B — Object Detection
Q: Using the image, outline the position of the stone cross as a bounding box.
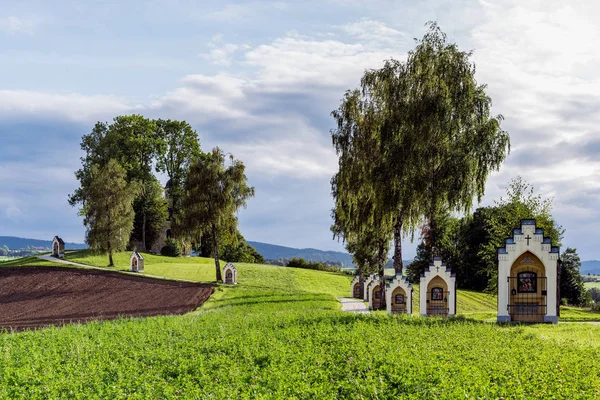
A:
[525,235,532,246]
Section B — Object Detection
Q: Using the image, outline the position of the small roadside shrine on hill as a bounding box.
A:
[130,252,144,273]
[223,263,238,284]
[52,236,65,258]
[420,257,456,317]
[497,219,560,324]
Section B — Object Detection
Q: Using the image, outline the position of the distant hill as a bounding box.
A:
[0,236,88,250]
[582,260,600,275]
[248,241,356,267]
[247,241,413,268]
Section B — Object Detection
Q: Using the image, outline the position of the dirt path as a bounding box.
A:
[339,297,369,313]
[0,266,213,330]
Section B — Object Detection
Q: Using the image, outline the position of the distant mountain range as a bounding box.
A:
[581,260,600,275]
[0,236,88,250]
[247,241,356,267]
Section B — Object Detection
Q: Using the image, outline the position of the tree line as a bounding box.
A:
[69,115,256,281]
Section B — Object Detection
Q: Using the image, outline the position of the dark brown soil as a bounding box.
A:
[0,266,214,330]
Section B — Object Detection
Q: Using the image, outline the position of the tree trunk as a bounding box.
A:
[142,210,147,252]
[378,241,386,310]
[212,223,222,282]
[393,213,403,275]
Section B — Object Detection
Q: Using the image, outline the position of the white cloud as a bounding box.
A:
[202,43,250,67]
[0,16,36,35]
[339,18,407,46]
[0,90,137,122]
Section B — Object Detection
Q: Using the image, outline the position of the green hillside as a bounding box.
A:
[0,253,599,397]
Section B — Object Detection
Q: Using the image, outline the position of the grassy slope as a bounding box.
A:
[0,253,599,397]
[0,256,64,267]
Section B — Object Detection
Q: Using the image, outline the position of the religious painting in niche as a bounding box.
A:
[395,294,405,304]
[132,258,138,268]
[375,290,381,299]
[518,272,537,293]
[431,287,444,301]
[354,284,361,297]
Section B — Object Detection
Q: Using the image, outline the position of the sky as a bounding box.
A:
[1,0,600,260]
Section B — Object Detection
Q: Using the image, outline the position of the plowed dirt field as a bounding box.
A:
[0,266,213,330]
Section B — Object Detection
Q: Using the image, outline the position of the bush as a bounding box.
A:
[592,302,600,312]
[589,288,600,303]
[161,238,181,257]
[286,257,341,273]
[560,298,568,306]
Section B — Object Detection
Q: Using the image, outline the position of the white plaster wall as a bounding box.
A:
[419,258,456,317]
[363,274,377,302]
[350,276,360,297]
[497,221,559,323]
[386,274,413,315]
[223,264,238,284]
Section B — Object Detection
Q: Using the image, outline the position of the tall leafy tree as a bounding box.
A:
[132,178,168,251]
[560,248,589,306]
[177,148,255,282]
[85,160,138,266]
[405,23,510,256]
[70,115,199,251]
[331,90,394,309]
[337,23,509,277]
[155,119,203,223]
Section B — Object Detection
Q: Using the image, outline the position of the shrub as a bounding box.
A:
[286,257,341,273]
[161,238,181,257]
[560,298,568,306]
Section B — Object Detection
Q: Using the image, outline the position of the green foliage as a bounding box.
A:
[220,233,264,264]
[155,119,203,223]
[177,148,255,281]
[332,23,509,280]
[286,257,341,273]
[132,178,168,251]
[590,288,600,303]
[69,115,204,248]
[560,248,590,306]
[85,160,138,266]
[160,238,182,257]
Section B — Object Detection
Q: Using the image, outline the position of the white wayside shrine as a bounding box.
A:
[386,275,413,315]
[497,219,560,324]
[367,277,385,310]
[350,275,364,299]
[130,252,144,273]
[363,273,377,302]
[52,236,65,258]
[223,263,238,284]
[420,257,456,317]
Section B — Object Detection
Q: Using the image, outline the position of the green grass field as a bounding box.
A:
[0,252,599,397]
[585,281,600,290]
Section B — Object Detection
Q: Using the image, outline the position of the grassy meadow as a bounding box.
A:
[0,252,599,398]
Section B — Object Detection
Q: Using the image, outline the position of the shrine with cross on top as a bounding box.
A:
[497,219,560,323]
